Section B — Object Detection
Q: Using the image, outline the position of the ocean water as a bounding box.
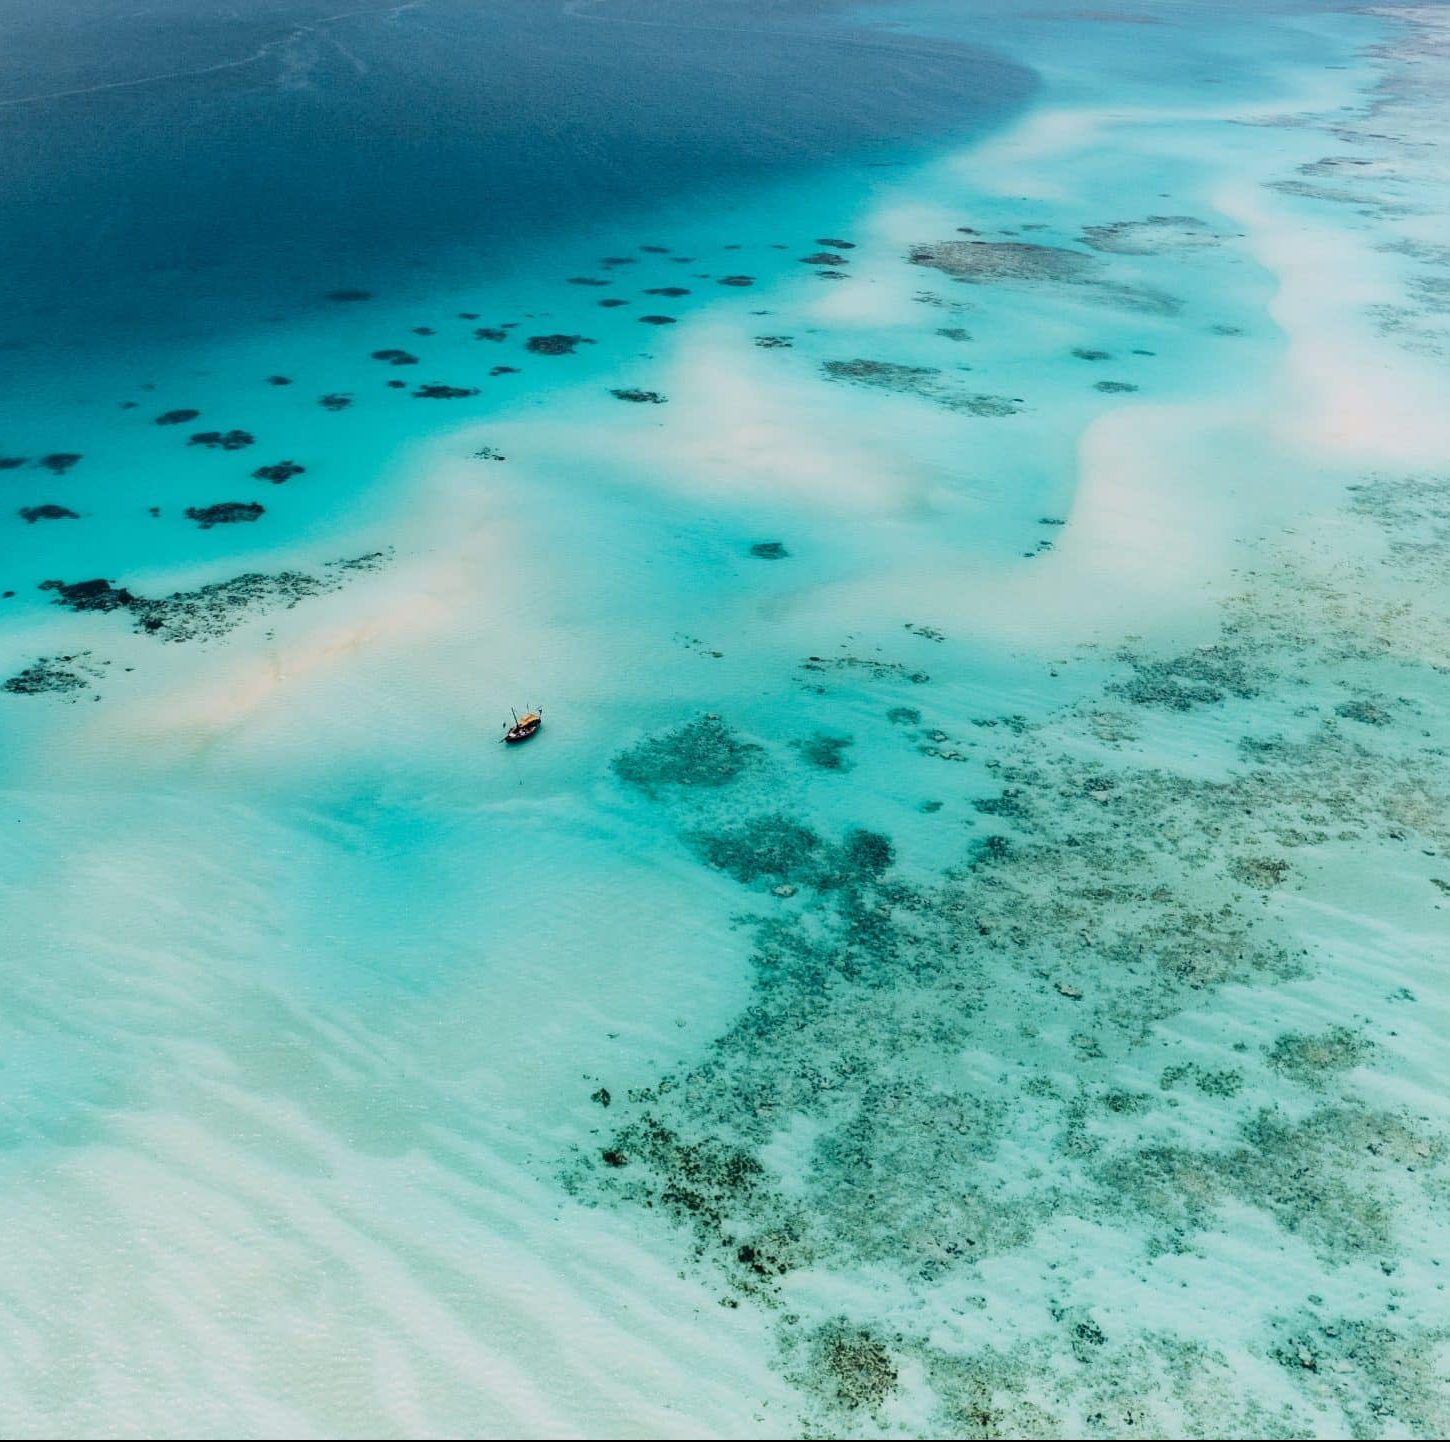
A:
[3,0,1450,1437]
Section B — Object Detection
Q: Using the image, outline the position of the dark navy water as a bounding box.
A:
[0,0,1034,358]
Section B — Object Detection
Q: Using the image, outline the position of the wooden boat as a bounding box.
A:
[503,708,542,745]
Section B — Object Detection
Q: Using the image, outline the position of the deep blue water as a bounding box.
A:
[0,0,1034,360]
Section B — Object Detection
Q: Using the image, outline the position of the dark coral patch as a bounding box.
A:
[19,504,79,522]
[568,277,610,287]
[252,461,305,484]
[801,252,846,266]
[611,388,667,404]
[188,430,253,451]
[42,555,384,642]
[474,327,508,341]
[815,237,857,249]
[266,375,292,386]
[490,366,520,377]
[645,286,690,297]
[640,245,670,254]
[370,348,419,366]
[413,384,480,399]
[0,457,27,469]
[412,327,435,336]
[598,299,629,308]
[527,334,592,355]
[318,393,353,411]
[750,541,789,559]
[3,654,99,697]
[39,453,83,474]
[1095,380,1140,393]
[155,409,200,426]
[185,502,264,529]
[639,315,677,326]
[909,239,1098,283]
[719,275,755,287]
[40,578,137,613]
[613,715,763,794]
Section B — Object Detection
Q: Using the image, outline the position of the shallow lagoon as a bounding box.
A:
[3,1,1450,1437]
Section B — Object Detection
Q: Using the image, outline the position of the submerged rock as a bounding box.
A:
[610,388,667,404]
[38,453,83,474]
[370,348,418,366]
[155,408,200,426]
[749,541,789,559]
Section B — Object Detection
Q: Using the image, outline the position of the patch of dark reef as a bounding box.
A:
[822,358,1023,416]
[187,430,254,452]
[370,349,419,366]
[909,238,1181,315]
[19,504,79,522]
[527,334,592,355]
[413,384,480,399]
[3,652,103,698]
[610,388,667,404]
[155,409,200,426]
[1080,215,1223,254]
[38,453,82,474]
[909,239,1098,283]
[639,315,677,326]
[40,553,385,643]
[612,714,764,795]
[749,541,789,559]
[793,732,855,772]
[319,393,353,412]
[185,502,264,529]
[252,461,304,484]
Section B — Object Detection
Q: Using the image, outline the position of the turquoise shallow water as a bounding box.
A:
[4,1,1450,1436]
